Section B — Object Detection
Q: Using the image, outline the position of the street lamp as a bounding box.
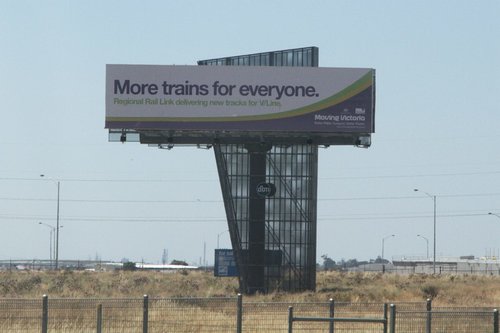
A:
[217,229,229,249]
[488,212,500,220]
[414,189,437,274]
[417,234,429,259]
[381,234,395,261]
[40,175,61,269]
[38,222,55,268]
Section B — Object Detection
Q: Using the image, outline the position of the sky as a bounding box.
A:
[1,1,499,266]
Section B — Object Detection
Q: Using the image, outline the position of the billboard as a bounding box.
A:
[105,65,375,135]
[214,249,238,277]
[214,249,283,277]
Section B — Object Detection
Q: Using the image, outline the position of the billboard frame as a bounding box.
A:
[106,54,375,148]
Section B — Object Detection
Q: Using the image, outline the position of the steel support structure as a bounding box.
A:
[201,48,319,293]
[203,47,320,293]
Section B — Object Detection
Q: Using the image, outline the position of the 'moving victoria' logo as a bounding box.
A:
[314,108,366,123]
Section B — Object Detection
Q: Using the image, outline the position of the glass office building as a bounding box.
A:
[199,47,319,293]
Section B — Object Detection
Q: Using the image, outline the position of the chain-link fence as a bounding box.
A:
[0,296,498,332]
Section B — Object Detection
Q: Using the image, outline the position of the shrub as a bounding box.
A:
[122,262,137,271]
[421,284,440,299]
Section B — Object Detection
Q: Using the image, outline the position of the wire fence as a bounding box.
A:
[395,310,498,333]
[350,264,500,276]
[0,296,498,332]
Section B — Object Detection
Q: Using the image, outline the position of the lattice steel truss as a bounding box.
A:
[214,144,318,293]
[200,47,319,293]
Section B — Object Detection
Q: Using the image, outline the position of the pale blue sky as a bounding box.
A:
[1,1,499,265]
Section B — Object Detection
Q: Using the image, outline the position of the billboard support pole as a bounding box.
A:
[245,143,271,294]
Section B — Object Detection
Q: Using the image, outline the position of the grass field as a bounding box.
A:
[1,270,499,332]
[1,269,500,306]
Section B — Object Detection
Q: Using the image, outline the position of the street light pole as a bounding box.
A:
[55,180,60,269]
[381,234,395,261]
[417,234,429,259]
[487,213,500,259]
[217,229,229,249]
[38,222,55,268]
[414,189,437,274]
[41,175,61,269]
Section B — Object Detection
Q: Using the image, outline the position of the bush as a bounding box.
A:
[421,284,440,299]
[122,262,137,271]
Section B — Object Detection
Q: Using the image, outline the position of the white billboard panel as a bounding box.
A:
[105,65,375,134]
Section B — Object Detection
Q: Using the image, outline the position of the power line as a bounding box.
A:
[0,197,222,203]
[318,212,490,221]
[1,169,500,183]
[0,177,215,183]
[1,192,500,204]
[0,214,226,223]
[320,170,500,180]
[319,193,500,201]
[0,212,493,224]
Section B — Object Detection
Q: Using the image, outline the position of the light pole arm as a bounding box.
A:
[489,212,500,220]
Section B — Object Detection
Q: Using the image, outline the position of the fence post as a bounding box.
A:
[236,294,243,333]
[288,306,294,333]
[389,304,396,333]
[143,295,149,333]
[426,298,432,333]
[96,304,102,333]
[41,295,48,333]
[494,309,498,333]
[383,303,388,333]
[329,298,334,333]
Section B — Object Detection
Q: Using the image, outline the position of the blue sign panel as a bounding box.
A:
[214,249,239,277]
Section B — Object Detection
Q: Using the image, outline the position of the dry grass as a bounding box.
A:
[0,269,239,298]
[1,270,500,306]
[1,270,500,332]
[316,271,500,306]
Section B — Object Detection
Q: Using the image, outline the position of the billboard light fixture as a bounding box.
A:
[196,144,213,150]
[158,143,174,150]
[356,135,371,148]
